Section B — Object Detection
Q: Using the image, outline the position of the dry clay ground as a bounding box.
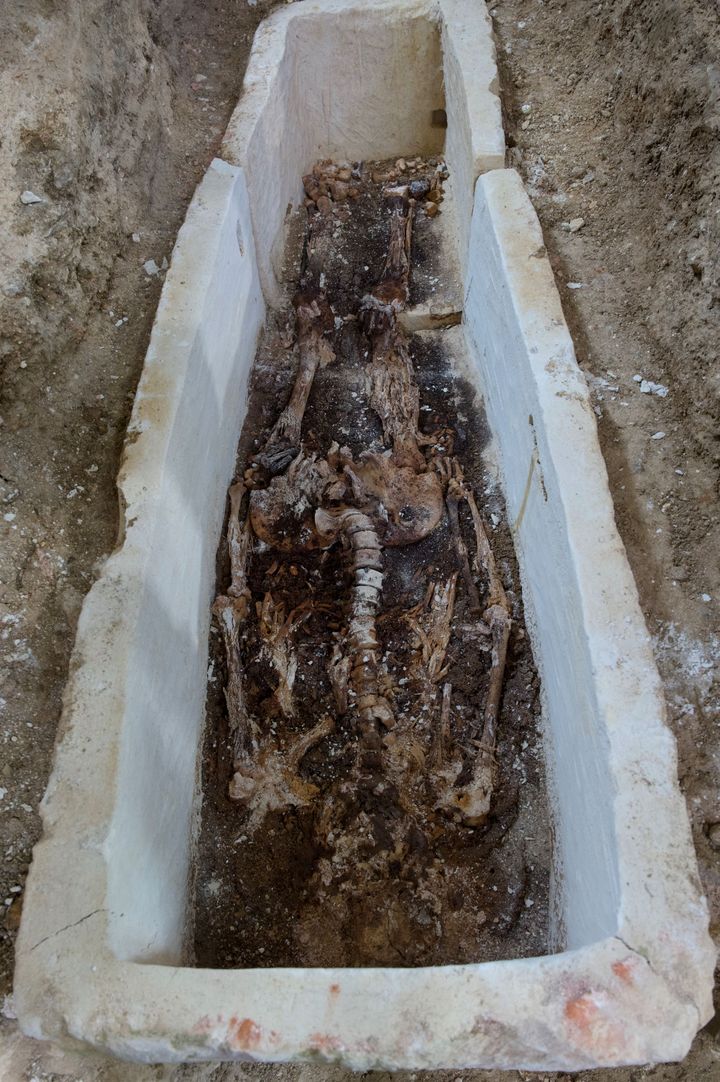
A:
[0,0,718,1080]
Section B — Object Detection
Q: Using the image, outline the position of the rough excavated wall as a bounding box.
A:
[0,1,174,408]
[564,1,720,472]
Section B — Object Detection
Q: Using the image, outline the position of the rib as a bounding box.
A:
[257,593,311,719]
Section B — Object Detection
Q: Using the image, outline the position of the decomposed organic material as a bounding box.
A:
[210,159,522,961]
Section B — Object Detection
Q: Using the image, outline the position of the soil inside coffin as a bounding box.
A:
[193,159,551,969]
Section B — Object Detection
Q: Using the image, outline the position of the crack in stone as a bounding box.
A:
[613,934,703,1030]
[28,908,105,953]
[614,934,659,978]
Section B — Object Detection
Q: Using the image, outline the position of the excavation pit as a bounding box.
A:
[14,0,713,1071]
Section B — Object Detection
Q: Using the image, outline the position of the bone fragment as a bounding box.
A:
[226,482,253,600]
[213,594,256,766]
[249,451,334,550]
[465,488,512,753]
[213,482,256,765]
[357,186,429,470]
[257,593,311,718]
[397,303,462,333]
[438,461,512,826]
[443,461,482,613]
[368,328,426,471]
[250,291,335,483]
[328,642,351,715]
[229,715,334,829]
[378,185,413,307]
[406,573,458,686]
[429,681,452,768]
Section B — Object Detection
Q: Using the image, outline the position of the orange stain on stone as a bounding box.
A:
[228,1016,262,1051]
[329,983,341,996]
[564,991,628,1059]
[310,1032,343,1053]
[564,993,598,1028]
[612,959,636,985]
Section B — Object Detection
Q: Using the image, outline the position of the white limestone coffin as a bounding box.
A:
[14,0,713,1070]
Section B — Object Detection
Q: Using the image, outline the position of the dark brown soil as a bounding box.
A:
[192,163,550,970]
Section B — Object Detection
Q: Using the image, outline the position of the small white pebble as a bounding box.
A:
[639,378,669,397]
[650,431,666,440]
[701,594,711,603]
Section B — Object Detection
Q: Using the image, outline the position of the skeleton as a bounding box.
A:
[214,160,511,875]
